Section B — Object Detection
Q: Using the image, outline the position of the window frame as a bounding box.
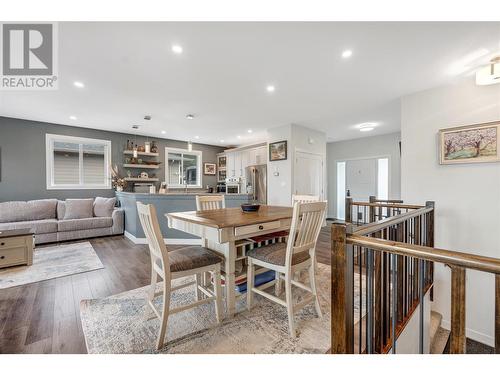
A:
[45,133,112,190]
[165,147,202,188]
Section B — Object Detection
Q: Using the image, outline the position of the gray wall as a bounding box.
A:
[0,116,225,202]
[326,132,401,218]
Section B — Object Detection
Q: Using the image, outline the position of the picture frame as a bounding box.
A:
[203,162,217,175]
[269,140,287,161]
[439,121,500,165]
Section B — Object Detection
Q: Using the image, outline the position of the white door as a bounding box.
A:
[294,152,324,200]
[345,158,377,202]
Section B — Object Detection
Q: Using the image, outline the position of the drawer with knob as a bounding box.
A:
[0,246,28,268]
[0,236,27,249]
[234,220,281,237]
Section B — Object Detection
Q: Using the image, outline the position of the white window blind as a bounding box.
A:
[46,134,111,190]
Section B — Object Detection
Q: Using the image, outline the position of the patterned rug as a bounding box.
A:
[0,241,104,289]
[80,264,339,354]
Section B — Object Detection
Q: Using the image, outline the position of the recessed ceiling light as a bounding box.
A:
[247,129,253,133]
[171,44,183,54]
[73,81,85,88]
[342,50,353,58]
[186,114,194,120]
[266,85,275,93]
[161,130,166,134]
[220,140,225,143]
[69,115,77,120]
[360,127,374,132]
[194,135,200,139]
[237,135,242,139]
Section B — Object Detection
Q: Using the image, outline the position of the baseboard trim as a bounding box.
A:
[124,231,202,246]
[441,319,495,347]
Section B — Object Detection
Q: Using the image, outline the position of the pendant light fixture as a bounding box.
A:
[476,56,500,85]
[187,141,193,152]
[132,125,139,158]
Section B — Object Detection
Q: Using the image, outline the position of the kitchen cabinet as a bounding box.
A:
[255,146,267,165]
[225,144,267,178]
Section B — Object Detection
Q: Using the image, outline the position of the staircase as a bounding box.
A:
[430,311,450,354]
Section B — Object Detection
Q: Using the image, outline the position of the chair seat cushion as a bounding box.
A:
[0,219,58,234]
[246,242,310,266]
[169,246,222,273]
[58,217,113,232]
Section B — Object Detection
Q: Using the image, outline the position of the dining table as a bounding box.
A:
[166,205,293,317]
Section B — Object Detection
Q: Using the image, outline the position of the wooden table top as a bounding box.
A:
[166,205,293,229]
[0,228,34,239]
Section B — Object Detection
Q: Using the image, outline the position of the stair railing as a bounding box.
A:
[331,201,500,354]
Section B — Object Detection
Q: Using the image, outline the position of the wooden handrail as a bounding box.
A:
[354,205,434,236]
[350,201,424,210]
[347,235,500,275]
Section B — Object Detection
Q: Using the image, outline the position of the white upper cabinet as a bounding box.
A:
[255,146,267,165]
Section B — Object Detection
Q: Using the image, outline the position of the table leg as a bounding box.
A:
[224,241,237,317]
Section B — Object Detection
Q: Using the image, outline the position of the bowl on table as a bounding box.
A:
[241,203,260,212]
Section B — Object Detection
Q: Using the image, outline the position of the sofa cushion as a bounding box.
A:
[0,219,58,234]
[0,199,58,223]
[58,217,113,232]
[57,200,66,220]
[63,199,94,220]
[93,197,116,217]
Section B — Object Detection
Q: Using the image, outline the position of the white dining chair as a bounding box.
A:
[195,195,227,293]
[137,202,223,349]
[196,195,225,211]
[246,201,327,338]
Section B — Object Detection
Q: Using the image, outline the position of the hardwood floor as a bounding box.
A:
[0,227,332,354]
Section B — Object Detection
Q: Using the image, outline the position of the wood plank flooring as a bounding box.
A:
[0,227,332,354]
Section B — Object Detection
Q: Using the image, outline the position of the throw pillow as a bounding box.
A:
[93,197,116,217]
[63,199,94,220]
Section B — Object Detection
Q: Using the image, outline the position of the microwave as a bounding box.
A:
[226,184,240,194]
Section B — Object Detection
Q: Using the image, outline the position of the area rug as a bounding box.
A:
[0,241,104,289]
[80,264,340,354]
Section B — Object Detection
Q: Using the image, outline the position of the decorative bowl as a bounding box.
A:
[241,203,260,212]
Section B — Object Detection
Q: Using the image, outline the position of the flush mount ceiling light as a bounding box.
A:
[448,48,490,76]
[186,114,195,120]
[171,44,183,54]
[357,122,378,132]
[220,140,225,143]
[161,130,166,134]
[73,81,85,88]
[247,129,253,133]
[476,56,500,85]
[69,115,77,120]
[341,50,353,58]
[194,135,200,139]
[144,115,151,121]
[266,85,275,93]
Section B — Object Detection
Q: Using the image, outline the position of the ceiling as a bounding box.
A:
[1,22,499,146]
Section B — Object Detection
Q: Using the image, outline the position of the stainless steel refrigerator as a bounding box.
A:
[245,165,267,204]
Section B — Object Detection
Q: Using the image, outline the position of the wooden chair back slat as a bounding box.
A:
[286,201,327,265]
[137,202,170,276]
[196,195,226,211]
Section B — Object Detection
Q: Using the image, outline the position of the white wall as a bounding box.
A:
[326,132,401,218]
[401,77,500,346]
[267,124,327,206]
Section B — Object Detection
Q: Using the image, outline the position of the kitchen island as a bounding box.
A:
[115,192,251,244]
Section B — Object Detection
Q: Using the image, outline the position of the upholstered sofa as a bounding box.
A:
[0,198,124,244]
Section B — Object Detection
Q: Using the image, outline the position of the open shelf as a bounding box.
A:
[123,177,159,182]
[123,150,159,157]
[123,164,160,169]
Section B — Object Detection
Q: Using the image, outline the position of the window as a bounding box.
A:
[46,134,111,190]
[336,161,346,220]
[165,147,202,188]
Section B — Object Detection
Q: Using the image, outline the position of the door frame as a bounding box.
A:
[294,149,326,201]
[334,154,392,218]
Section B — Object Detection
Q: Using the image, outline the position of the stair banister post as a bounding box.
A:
[450,265,466,354]
[331,222,354,353]
[369,196,376,223]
